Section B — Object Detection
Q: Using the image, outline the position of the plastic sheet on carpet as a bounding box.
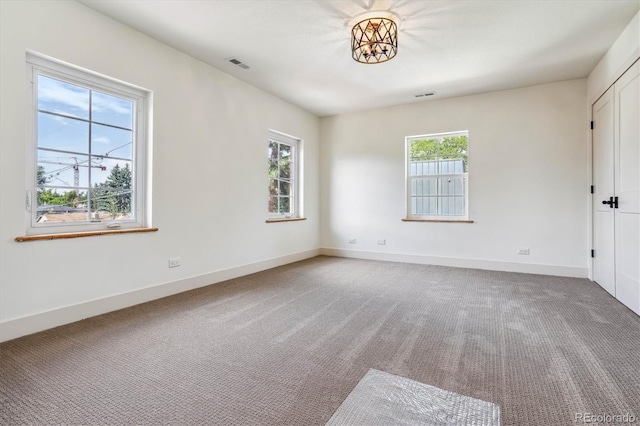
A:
[325,369,501,426]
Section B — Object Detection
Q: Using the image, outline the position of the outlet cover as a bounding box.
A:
[348,238,357,244]
[517,248,530,255]
[377,239,386,245]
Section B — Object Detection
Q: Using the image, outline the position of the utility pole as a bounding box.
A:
[38,157,106,206]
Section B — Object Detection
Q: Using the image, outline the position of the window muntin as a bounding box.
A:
[267,131,300,218]
[27,54,149,233]
[406,131,469,219]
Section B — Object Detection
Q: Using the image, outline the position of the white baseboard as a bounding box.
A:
[0,247,587,342]
[0,249,320,343]
[320,247,588,278]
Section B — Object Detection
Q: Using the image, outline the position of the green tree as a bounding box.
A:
[36,166,55,205]
[37,165,48,186]
[409,135,468,170]
[92,163,132,215]
[38,189,63,206]
[36,166,86,208]
[38,189,83,208]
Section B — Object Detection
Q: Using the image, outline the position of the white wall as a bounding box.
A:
[2,1,624,342]
[320,80,588,277]
[588,11,640,104]
[0,1,320,341]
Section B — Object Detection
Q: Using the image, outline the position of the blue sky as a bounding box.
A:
[37,74,134,192]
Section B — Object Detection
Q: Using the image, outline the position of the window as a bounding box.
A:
[26,53,150,234]
[267,130,301,219]
[406,131,469,220]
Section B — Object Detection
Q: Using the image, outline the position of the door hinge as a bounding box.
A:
[591,249,595,258]
[590,185,594,194]
[590,121,594,129]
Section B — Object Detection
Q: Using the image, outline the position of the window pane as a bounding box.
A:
[279,196,291,214]
[438,196,465,216]
[29,56,148,231]
[439,158,466,174]
[439,177,465,196]
[38,112,89,153]
[91,160,134,220]
[91,160,132,190]
[92,91,133,129]
[37,187,89,223]
[440,197,452,215]
[268,196,278,213]
[412,197,419,215]
[268,177,278,198]
[409,160,438,176]
[37,75,89,119]
[90,187,132,220]
[279,180,290,196]
[456,196,465,215]
[409,139,437,162]
[268,141,278,163]
[37,151,89,188]
[279,143,291,159]
[411,178,437,196]
[268,159,279,181]
[92,124,133,160]
[267,134,299,217]
[411,196,437,215]
[279,159,291,179]
[439,135,468,171]
[407,133,468,219]
[415,178,423,196]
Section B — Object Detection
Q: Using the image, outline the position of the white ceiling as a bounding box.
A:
[80,0,640,117]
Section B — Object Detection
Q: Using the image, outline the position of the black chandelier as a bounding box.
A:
[351,16,398,64]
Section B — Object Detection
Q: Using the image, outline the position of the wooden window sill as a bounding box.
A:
[265,217,307,223]
[402,219,474,223]
[15,227,159,242]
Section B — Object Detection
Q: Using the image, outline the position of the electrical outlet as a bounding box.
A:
[517,248,530,255]
[348,238,357,244]
[168,257,182,268]
[377,239,386,245]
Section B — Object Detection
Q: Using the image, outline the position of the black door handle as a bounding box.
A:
[601,196,619,208]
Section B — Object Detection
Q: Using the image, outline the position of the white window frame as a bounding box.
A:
[405,131,469,221]
[25,52,151,235]
[267,130,302,219]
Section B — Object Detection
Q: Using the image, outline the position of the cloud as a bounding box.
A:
[38,76,89,117]
[92,136,111,144]
[92,92,133,116]
[38,75,133,118]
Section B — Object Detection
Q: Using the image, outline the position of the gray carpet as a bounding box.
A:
[1,256,639,425]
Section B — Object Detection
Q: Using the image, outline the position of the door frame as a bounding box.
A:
[588,58,640,281]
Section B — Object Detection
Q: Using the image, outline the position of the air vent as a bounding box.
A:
[228,58,250,69]
[415,92,435,98]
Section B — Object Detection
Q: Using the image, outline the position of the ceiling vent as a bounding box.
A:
[414,92,435,98]
[228,58,250,69]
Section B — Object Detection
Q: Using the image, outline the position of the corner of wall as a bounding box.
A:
[587,11,640,104]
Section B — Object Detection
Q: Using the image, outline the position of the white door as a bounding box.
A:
[592,87,616,296]
[614,60,640,314]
